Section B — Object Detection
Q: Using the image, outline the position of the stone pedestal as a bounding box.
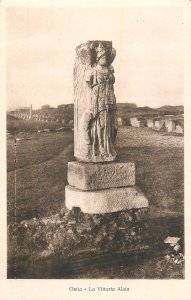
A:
[65,161,148,214]
[67,161,135,190]
[65,160,149,254]
[65,185,148,214]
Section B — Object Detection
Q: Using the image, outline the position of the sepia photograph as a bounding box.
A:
[5,5,185,280]
[1,1,191,299]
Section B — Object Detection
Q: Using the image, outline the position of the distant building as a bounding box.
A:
[57,104,67,110]
[175,125,183,134]
[147,119,154,129]
[41,104,51,110]
[68,120,74,126]
[117,117,123,126]
[58,104,74,111]
[154,119,165,131]
[29,104,32,119]
[67,104,73,109]
[164,119,176,132]
[145,115,184,134]
[130,117,146,128]
[174,119,184,134]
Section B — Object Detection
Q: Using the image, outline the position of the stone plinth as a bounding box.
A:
[67,161,135,191]
[65,185,148,214]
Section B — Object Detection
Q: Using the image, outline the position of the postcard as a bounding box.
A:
[0,0,191,299]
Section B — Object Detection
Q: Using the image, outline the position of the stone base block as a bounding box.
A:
[65,185,148,214]
[67,161,135,191]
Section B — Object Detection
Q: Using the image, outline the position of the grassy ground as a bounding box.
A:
[7,126,184,278]
[7,126,183,223]
[116,127,184,215]
[7,132,73,172]
[7,131,74,223]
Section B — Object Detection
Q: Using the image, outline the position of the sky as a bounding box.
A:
[6,7,184,110]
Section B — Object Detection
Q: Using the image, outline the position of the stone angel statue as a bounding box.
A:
[74,40,118,162]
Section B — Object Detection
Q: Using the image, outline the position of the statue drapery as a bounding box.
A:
[74,40,117,162]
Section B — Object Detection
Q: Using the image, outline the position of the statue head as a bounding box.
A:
[76,41,116,67]
[95,42,108,66]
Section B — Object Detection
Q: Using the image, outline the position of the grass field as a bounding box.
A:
[7,131,74,223]
[7,125,184,278]
[116,127,184,215]
[7,126,183,223]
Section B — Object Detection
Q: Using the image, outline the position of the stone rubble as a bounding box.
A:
[8,207,149,261]
[163,236,184,265]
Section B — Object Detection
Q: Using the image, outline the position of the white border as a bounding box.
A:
[0,1,191,300]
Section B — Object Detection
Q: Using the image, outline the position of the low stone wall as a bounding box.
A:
[8,207,149,262]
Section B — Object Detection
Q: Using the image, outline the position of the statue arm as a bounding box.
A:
[111,73,115,84]
[86,69,98,88]
[86,70,93,87]
[108,67,115,84]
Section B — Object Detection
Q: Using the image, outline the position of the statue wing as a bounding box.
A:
[108,47,116,65]
[74,43,92,97]
[73,43,92,156]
